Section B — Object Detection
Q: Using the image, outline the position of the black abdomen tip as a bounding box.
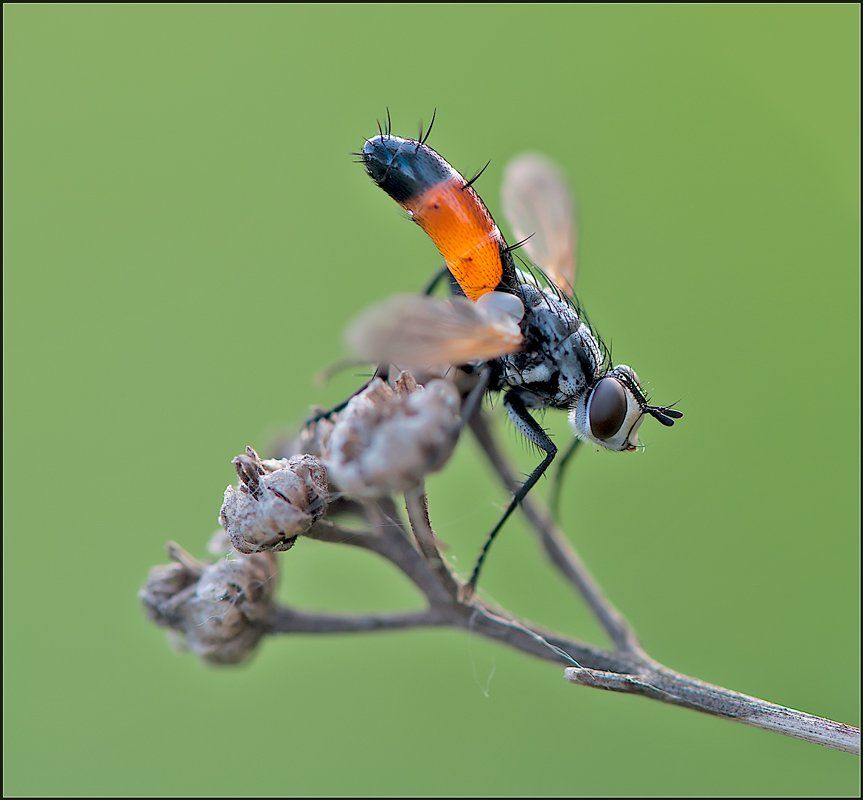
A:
[362,135,453,203]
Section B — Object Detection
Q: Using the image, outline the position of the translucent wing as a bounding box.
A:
[501,153,577,295]
[346,292,523,370]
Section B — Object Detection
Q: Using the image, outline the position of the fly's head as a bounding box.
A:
[569,365,683,452]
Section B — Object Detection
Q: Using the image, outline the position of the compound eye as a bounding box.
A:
[589,378,628,440]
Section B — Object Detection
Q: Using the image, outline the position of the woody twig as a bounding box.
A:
[140,373,860,756]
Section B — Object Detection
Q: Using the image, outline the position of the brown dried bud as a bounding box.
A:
[219,446,329,554]
[140,543,277,665]
[325,373,461,497]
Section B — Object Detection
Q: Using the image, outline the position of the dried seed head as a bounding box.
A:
[219,447,329,554]
[393,370,419,394]
[139,559,200,627]
[284,414,335,460]
[206,528,232,555]
[182,556,275,664]
[139,543,277,665]
[325,373,461,497]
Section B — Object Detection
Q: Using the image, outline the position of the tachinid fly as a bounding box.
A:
[333,114,683,592]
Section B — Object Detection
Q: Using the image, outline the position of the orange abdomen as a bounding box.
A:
[405,177,505,302]
[362,134,509,302]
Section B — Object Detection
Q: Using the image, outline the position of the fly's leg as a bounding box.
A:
[421,264,451,296]
[466,392,557,594]
[549,437,582,520]
[425,261,489,427]
[307,265,453,427]
[458,364,492,429]
[305,265,452,425]
[304,364,388,426]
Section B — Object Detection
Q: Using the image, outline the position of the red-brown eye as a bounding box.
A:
[589,378,628,440]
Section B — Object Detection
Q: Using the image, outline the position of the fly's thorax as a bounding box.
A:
[569,365,647,452]
[499,282,604,407]
[516,283,579,331]
[557,322,604,399]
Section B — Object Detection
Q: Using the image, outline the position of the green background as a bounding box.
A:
[4,4,859,796]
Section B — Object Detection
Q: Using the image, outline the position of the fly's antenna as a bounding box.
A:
[645,399,684,427]
[611,365,679,425]
[646,405,684,427]
[462,160,491,191]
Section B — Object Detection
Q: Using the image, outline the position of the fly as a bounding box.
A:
[330,114,683,594]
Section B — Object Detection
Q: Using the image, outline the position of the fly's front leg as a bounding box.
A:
[466,392,557,594]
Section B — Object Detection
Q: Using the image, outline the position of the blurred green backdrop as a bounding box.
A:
[4,4,859,796]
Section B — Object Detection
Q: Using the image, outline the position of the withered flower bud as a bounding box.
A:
[219,446,329,554]
[325,373,461,497]
[140,543,277,665]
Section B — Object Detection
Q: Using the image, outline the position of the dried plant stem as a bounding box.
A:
[276,509,860,754]
[266,411,859,756]
[404,485,461,598]
[305,519,451,606]
[467,411,858,754]
[144,363,857,756]
[563,664,861,755]
[469,412,641,653]
[268,606,451,634]
[266,583,859,753]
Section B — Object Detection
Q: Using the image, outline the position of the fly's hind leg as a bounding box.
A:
[306,265,452,427]
[465,392,557,594]
[304,363,389,426]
